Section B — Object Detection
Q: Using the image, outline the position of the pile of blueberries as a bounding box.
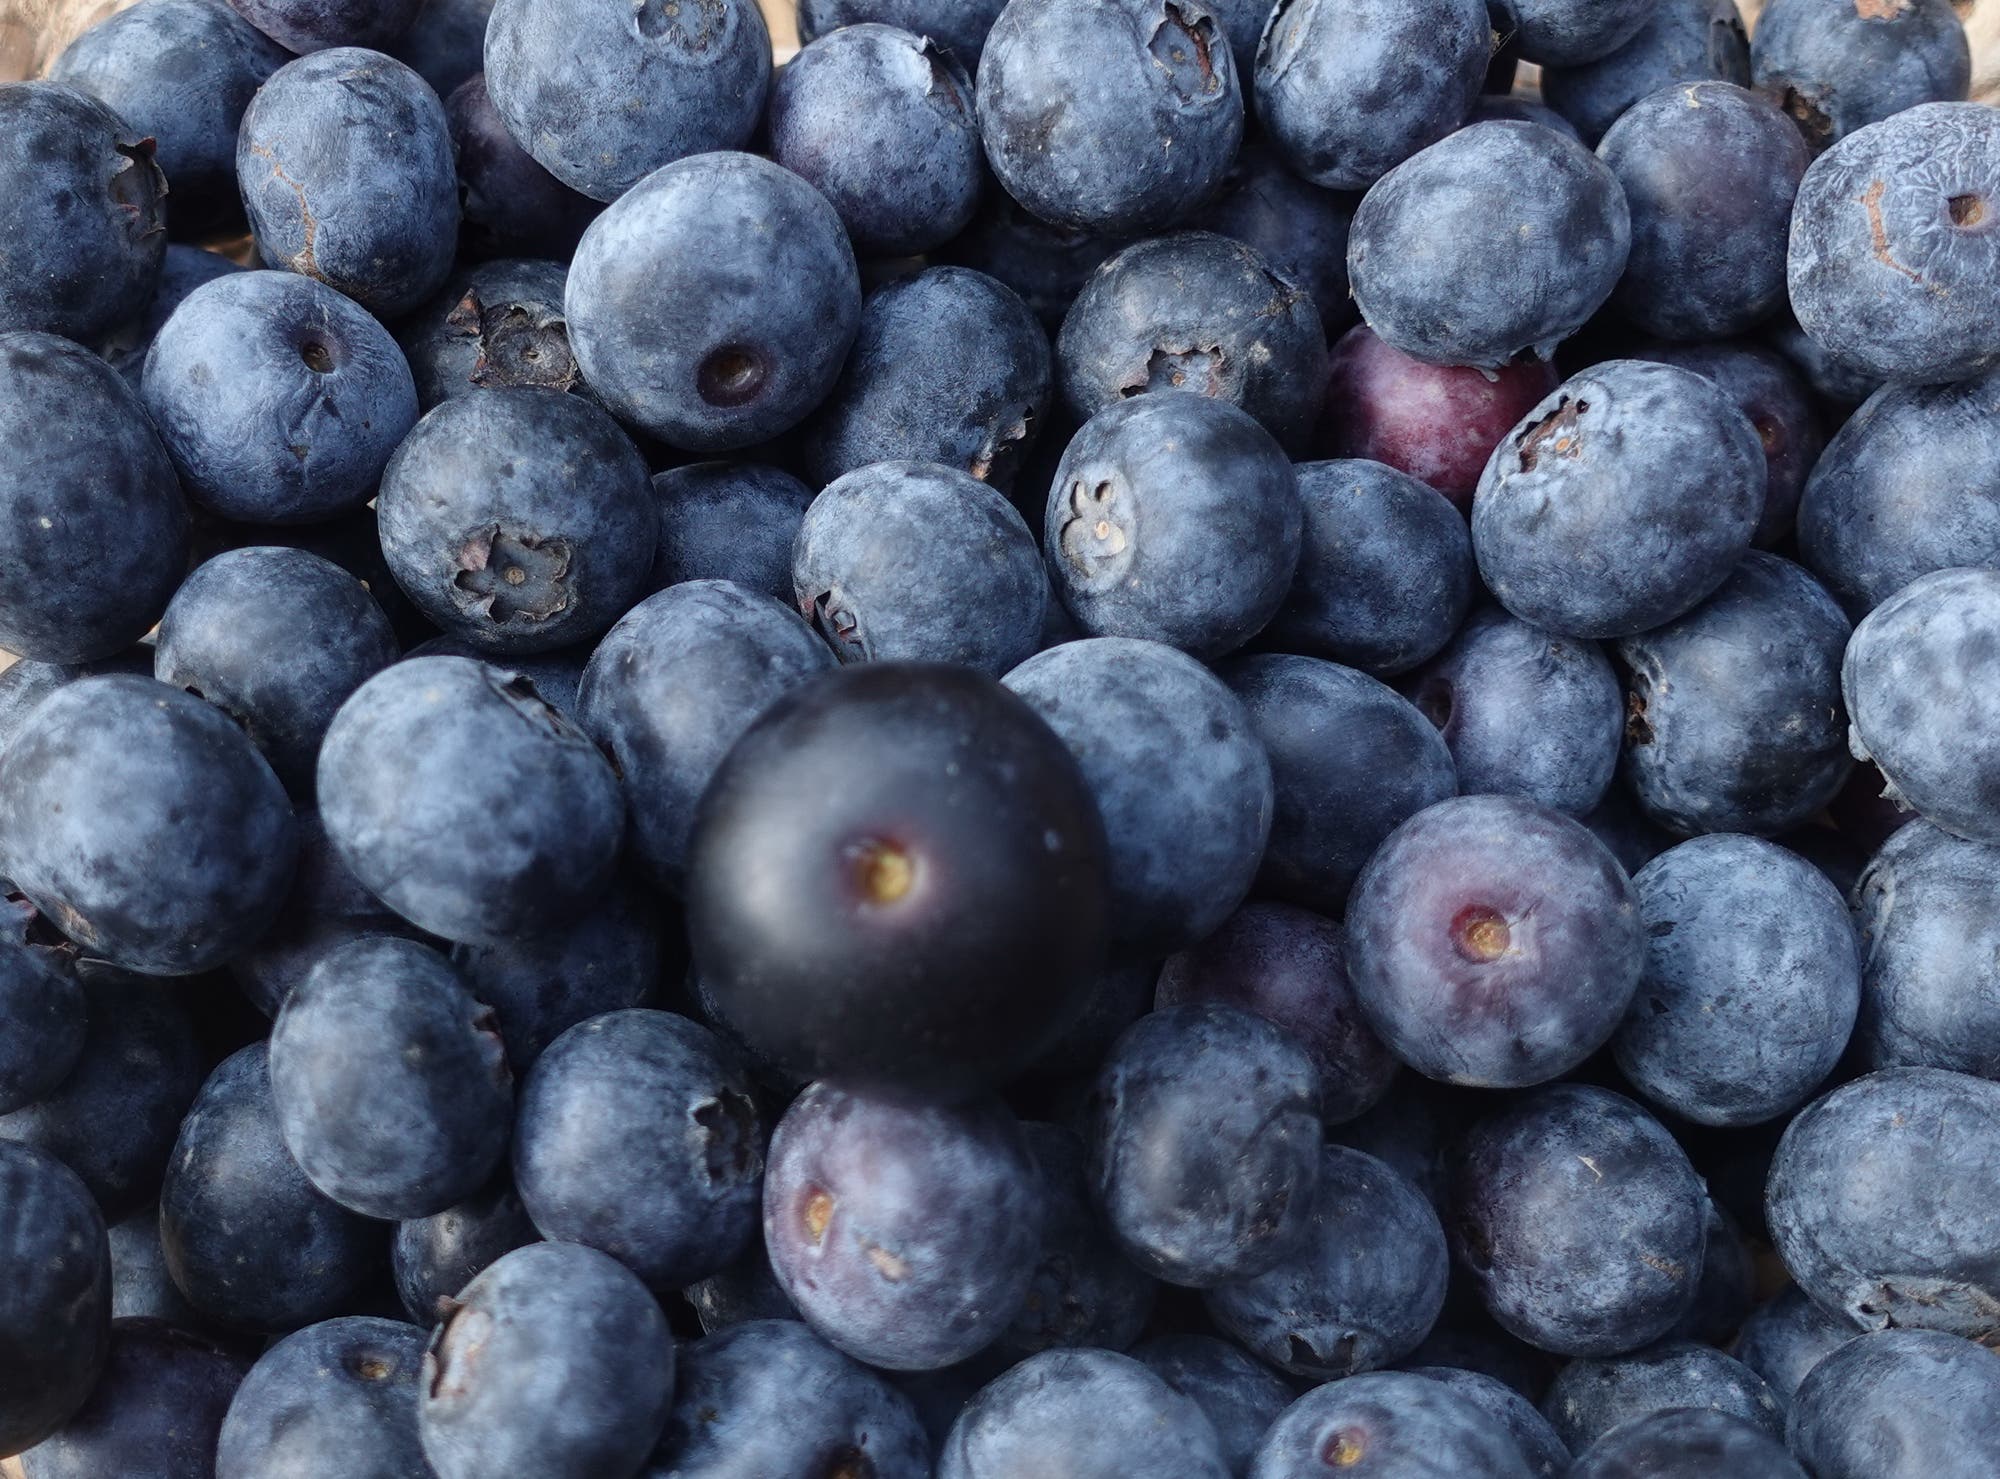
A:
[3,0,2000,1471]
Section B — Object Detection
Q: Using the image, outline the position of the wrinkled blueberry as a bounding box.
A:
[396,259,586,411]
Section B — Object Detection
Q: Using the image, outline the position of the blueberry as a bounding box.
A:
[1768,315,1885,409]
[443,75,599,262]
[387,0,492,95]
[1501,0,1651,65]
[237,50,457,321]
[682,1239,799,1335]
[769,24,982,257]
[1540,0,1750,145]
[160,1044,382,1332]
[141,271,420,526]
[418,1242,676,1479]
[0,83,166,344]
[1472,359,1763,638]
[377,389,655,655]
[484,0,769,201]
[393,1177,539,1323]
[794,461,1047,675]
[1401,1324,1560,1405]
[1469,93,1584,136]
[796,0,1005,68]
[1541,1341,1781,1452]
[1404,606,1622,818]
[396,259,586,410]
[1004,637,1272,953]
[105,1207,205,1331]
[1248,1370,1536,1478]
[1254,0,1489,190]
[1787,103,2000,385]
[1000,1122,1155,1353]
[1405,1367,1570,1478]
[1157,900,1401,1125]
[1194,141,1360,337]
[216,1317,428,1479]
[1598,83,1809,340]
[317,657,626,945]
[644,1318,930,1477]
[647,463,815,602]
[1566,1407,1806,1479]
[0,965,203,1220]
[763,1083,1042,1370]
[1766,1067,2000,1341]
[20,1318,248,1479]
[976,0,1243,235]
[224,0,418,50]
[1267,459,1474,677]
[1615,835,1857,1126]
[939,187,1129,333]
[940,1348,1232,1478]
[1451,1085,1707,1357]
[1223,654,1457,915]
[1317,324,1561,512]
[0,1144,110,1457]
[1843,567,2000,844]
[1133,1333,1294,1477]
[0,333,187,664]
[1347,121,1630,369]
[94,244,244,387]
[565,152,861,451]
[1752,0,1970,153]
[1730,1284,1861,1408]
[0,677,296,976]
[1787,1328,2000,1479]
[1048,395,1300,658]
[687,663,1108,1096]
[1347,794,1642,1088]
[0,940,84,1117]
[801,267,1051,493]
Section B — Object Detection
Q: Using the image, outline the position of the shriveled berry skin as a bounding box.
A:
[1254,0,1488,191]
[21,1318,248,1479]
[0,334,186,665]
[1752,0,1969,153]
[1788,104,2000,386]
[566,153,861,451]
[1407,1368,1568,1478]
[1542,1342,1781,1453]
[1225,654,1457,916]
[514,1010,761,1291]
[1089,1004,1322,1288]
[396,259,585,411]
[1472,360,1763,639]
[1788,1329,2000,1479]
[1541,0,1750,145]
[1405,606,1621,818]
[238,51,456,320]
[419,1243,676,1479]
[1568,1407,1805,1479]
[0,966,204,1221]
[1767,1068,2000,1341]
[977,0,1242,235]
[1451,1086,1707,1358]
[445,75,598,263]
[1195,143,1358,338]
[217,1317,428,1479]
[1045,395,1301,659]
[0,677,296,977]
[484,0,769,201]
[793,461,1047,675]
[1348,122,1631,369]
[1731,1284,1860,1408]
[1267,460,1474,677]
[0,1145,110,1458]
[1617,553,1852,837]
[1206,1146,1448,1380]
[1347,795,1642,1089]
[1249,1371,1536,1479]
[393,1178,539,1323]
[1317,325,1561,511]
[377,389,655,656]
[643,1319,929,1478]
[1134,1334,1293,1476]
[687,663,1109,1096]
[270,935,513,1220]
[1058,232,1328,456]
[1599,83,1809,340]
[155,548,400,796]
[316,657,626,946]
[0,83,166,344]
[142,272,419,526]
[1617,836,1857,1127]
[160,1045,381,1332]
[798,0,1006,66]
[1798,369,2000,616]
[1002,1123,1154,1354]
[768,25,981,256]
[0,942,83,1117]
[940,1348,1231,1479]
[1004,637,1272,954]
[1843,567,2000,844]
[764,1084,1042,1371]
[649,464,814,601]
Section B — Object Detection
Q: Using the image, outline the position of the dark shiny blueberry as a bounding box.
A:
[1249,1370,1536,1478]
[1788,1329,2000,1479]
[217,1316,429,1479]
[444,75,600,263]
[1541,0,1750,144]
[0,1144,110,1457]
